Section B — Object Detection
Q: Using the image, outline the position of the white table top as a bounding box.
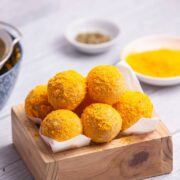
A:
[1,0,180,179]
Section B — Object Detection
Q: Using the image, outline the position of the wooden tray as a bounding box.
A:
[11,104,173,180]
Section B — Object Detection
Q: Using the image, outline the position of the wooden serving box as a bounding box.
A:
[12,104,172,180]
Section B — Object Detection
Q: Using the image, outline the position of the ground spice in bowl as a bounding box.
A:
[76,32,111,44]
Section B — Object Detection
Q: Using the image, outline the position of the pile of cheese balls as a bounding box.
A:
[25,65,153,143]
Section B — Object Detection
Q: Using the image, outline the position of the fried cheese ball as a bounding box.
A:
[113,91,153,131]
[25,85,53,121]
[87,65,126,105]
[81,103,122,143]
[41,110,82,141]
[48,70,86,110]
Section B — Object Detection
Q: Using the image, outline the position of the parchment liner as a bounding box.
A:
[116,61,160,135]
[39,129,91,153]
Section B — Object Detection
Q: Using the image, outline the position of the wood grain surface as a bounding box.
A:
[0,0,180,179]
[11,104,172,180]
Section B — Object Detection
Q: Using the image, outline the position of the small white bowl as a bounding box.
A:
[65,18,120,54]
[121,35,180,86]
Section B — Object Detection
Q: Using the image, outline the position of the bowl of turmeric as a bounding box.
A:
[121,35,180,86]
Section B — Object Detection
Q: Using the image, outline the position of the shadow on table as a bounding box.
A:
[54,36,109,60]
[141,81,180,95]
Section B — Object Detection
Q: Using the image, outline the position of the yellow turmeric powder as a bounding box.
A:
[81,103,122,143]
[126,49,180,78]
[120,136,135,144]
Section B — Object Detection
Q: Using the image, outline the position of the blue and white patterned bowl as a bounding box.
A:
[0,42,22,110]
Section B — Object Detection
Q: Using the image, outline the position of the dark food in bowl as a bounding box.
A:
[0,44,20,75]
[0,42,22,110]
[0,38,5,59]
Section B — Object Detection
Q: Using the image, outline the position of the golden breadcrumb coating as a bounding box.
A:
[87,65,126,105]
[41,110,82,141]
[113,91,153,131]
[25,85,53,121]
[48,70,86,110]
[81,103,122,143]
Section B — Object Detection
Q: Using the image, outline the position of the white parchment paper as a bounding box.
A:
[116,61,160,134]
[39,129,91,153]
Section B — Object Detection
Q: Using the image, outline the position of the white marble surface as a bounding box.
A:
[0,0,180,179]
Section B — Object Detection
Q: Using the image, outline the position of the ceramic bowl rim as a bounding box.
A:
[121,34,180,82]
